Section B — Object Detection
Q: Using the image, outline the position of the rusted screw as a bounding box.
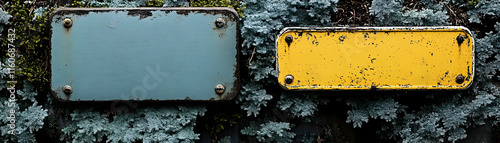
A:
[215,84,225,95]
[456,74,464,84]
[63,18,73,28]
[285,35,293,45]
[215,18,225,28]
[456,35,465,45]
[63,85,73,95]
[285,75,294,84]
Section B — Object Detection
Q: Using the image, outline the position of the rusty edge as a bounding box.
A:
[49,7,240,102]
[275,26,475,91]
[50,7,239,22]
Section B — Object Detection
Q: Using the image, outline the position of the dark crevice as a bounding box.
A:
[332,0,374,26]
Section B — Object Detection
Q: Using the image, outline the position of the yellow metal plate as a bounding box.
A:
[276,27,474,90]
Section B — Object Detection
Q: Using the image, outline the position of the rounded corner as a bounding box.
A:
[221,7,239,19]
[275,26,474,91]
[278,27,300,38]
[50,8,65,21]
[279,83,291,90]
[49,90,70,102]
[462,77,474,90]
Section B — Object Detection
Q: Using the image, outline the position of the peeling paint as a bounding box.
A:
[127,10,152,19]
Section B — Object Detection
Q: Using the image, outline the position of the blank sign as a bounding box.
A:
[51,8,239,101]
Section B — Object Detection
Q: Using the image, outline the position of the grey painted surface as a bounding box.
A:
[51,8,239,101]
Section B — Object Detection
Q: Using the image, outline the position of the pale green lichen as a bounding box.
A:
[370,0,450,26]
[0,8,12,37]
[1,0,499,142]
[241,121,296,143]
[277,92,328,122]
[239,0,338,118]
[61,106,206,142]
[343,0,500,141]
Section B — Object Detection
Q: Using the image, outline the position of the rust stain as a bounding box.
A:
[64,21,72,34]
[216,93,222,100]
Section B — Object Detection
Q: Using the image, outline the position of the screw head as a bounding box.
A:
[215,84,225,95]
[456,35,465,45]
[63,85,73,95]
[215,18,225,28]
[456,74,464,84]
[285,35,293,45]
[63,18,73,28]
[285,75,294,84]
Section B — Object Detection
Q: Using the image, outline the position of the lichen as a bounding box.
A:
[61,106,207,142]
[277,92,329,122]
[370,0,450,26]
[241,121,296,143]
[341,0,500,142]
[0,8,12,37]
[239,0,338,118]
[0,62,47,142]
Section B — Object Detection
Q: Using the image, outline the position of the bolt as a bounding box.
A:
[63,18,73,28]
[215,84,225,95]
[456,74,464,84]
[285,35,293,45]
[215,18,225,28]
[456,35,465,45]
[285,75,294,84]
[63,85,73,95]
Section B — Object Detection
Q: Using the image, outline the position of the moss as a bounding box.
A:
[0,2,52,141]
[1,1,53,92]
[70,0,87,7]
[190,0,245,18]
[201,108,243,142]
[468,0,479,6]
[212,112,242,133]
[146,0,164,7]
[493,124,500,143]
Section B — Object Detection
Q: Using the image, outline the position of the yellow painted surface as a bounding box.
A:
[276,27,474,90]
